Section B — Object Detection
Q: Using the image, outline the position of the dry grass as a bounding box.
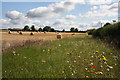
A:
[1,31,87,52]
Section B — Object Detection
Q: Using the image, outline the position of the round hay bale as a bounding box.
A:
[19,31,23,35]
[30,32,34,35]
[44,31,46,34]
[8,31,11,34]
[57,33,62,39]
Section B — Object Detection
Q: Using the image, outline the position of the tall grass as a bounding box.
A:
[2,35,119,78]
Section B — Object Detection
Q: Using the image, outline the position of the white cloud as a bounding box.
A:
[6,11,24,20]
[86,0,112,5]
[26,0,86,19]
[65,15,76,20]
[80,3,118,19]
[91,6,98,10]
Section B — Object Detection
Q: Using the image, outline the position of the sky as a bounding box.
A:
[0,0,120,31]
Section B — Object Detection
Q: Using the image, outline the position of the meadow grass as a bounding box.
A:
[2,35,119,78]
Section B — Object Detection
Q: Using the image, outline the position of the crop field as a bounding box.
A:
[1,31,85,52]
[2,33,119,78]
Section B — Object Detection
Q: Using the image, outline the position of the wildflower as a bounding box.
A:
[72,73,74,75]
[48,49,50,52]
[107,65,113,69]
[96,51,99,53]
[91,70,93,72]
[72,65,74,68]
[102,56,106,62]
[59,44,61,46]
[67,53,70,55]
[74,60,76,63]
[17,54,19,56]
[100,72,103,74]
[91,56,93,58]
[87,70,90,72]
[5,70,6,73]
[21,68,23,71]
[110,53,112,55]
[62,71,64,73]
[85,68,88,70]
[90,60,92,62]
[107,68,110,71]
[24,57,27,59]
[100,65,103,68]
[95,72,100,74]
[28,58,30,60]
[67,61,69,63]
[12,51,15,54]
[91,63,93,65]
[93,66,96,69]
[78,56,81,58]
[102,52,105,54]
[42,60,46,63]
[43,50,45,52]
[96,72,103,75]
[86,76,89,78]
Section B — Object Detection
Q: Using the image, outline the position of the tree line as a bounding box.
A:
[23,25,82,32]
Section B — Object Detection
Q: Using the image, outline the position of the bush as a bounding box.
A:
[87,29,96,35]
[92,22,120,47]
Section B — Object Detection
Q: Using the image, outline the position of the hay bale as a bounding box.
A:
[44,31,46,34]
[30,32,34,35]
[19,31,23,35]
[57,33,62,39]
[8,31,11,34]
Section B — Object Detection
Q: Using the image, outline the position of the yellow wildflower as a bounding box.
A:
[87,70,90,72]
[48,49,50,52]
[72,65,74,67]
[91,70,93,72]
[42,60,46,63]
[67,53,70,55]
[86,76,89,78]
[102,56,106,61]
[96,72,100,74]
[21,68,23,71]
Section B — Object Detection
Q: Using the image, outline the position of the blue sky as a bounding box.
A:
[1,0,119,30]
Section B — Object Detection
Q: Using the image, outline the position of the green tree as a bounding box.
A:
[31,25,36,31]
[75,28,78,32]
[38,28,43,32]
[51,28,55,32]
[43,26,51,32]
[103,23,111,27]
[62,29,65,32]
[70,28,75,32]
[24,25,30,31]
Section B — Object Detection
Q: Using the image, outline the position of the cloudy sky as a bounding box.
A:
[0,0,119,31]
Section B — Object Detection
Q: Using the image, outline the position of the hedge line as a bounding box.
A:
[88,23,120,47]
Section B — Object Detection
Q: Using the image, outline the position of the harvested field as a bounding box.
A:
[1,31,87,52]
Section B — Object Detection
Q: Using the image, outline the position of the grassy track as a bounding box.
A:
[2,35,119,78]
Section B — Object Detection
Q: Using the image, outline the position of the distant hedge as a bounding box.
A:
[88,23,120,47]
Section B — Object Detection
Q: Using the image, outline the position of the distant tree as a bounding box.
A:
[62,29,65,32]
[31,25,36,31]
[75,28,78,32]
[38,28,43,32]
[43,26,51,32]
[51,28,55,32]
[8,28,12,31]
[70,28,75,32]
[113,20,116,23]
[103,23,111,27]
[24,25,30,31]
